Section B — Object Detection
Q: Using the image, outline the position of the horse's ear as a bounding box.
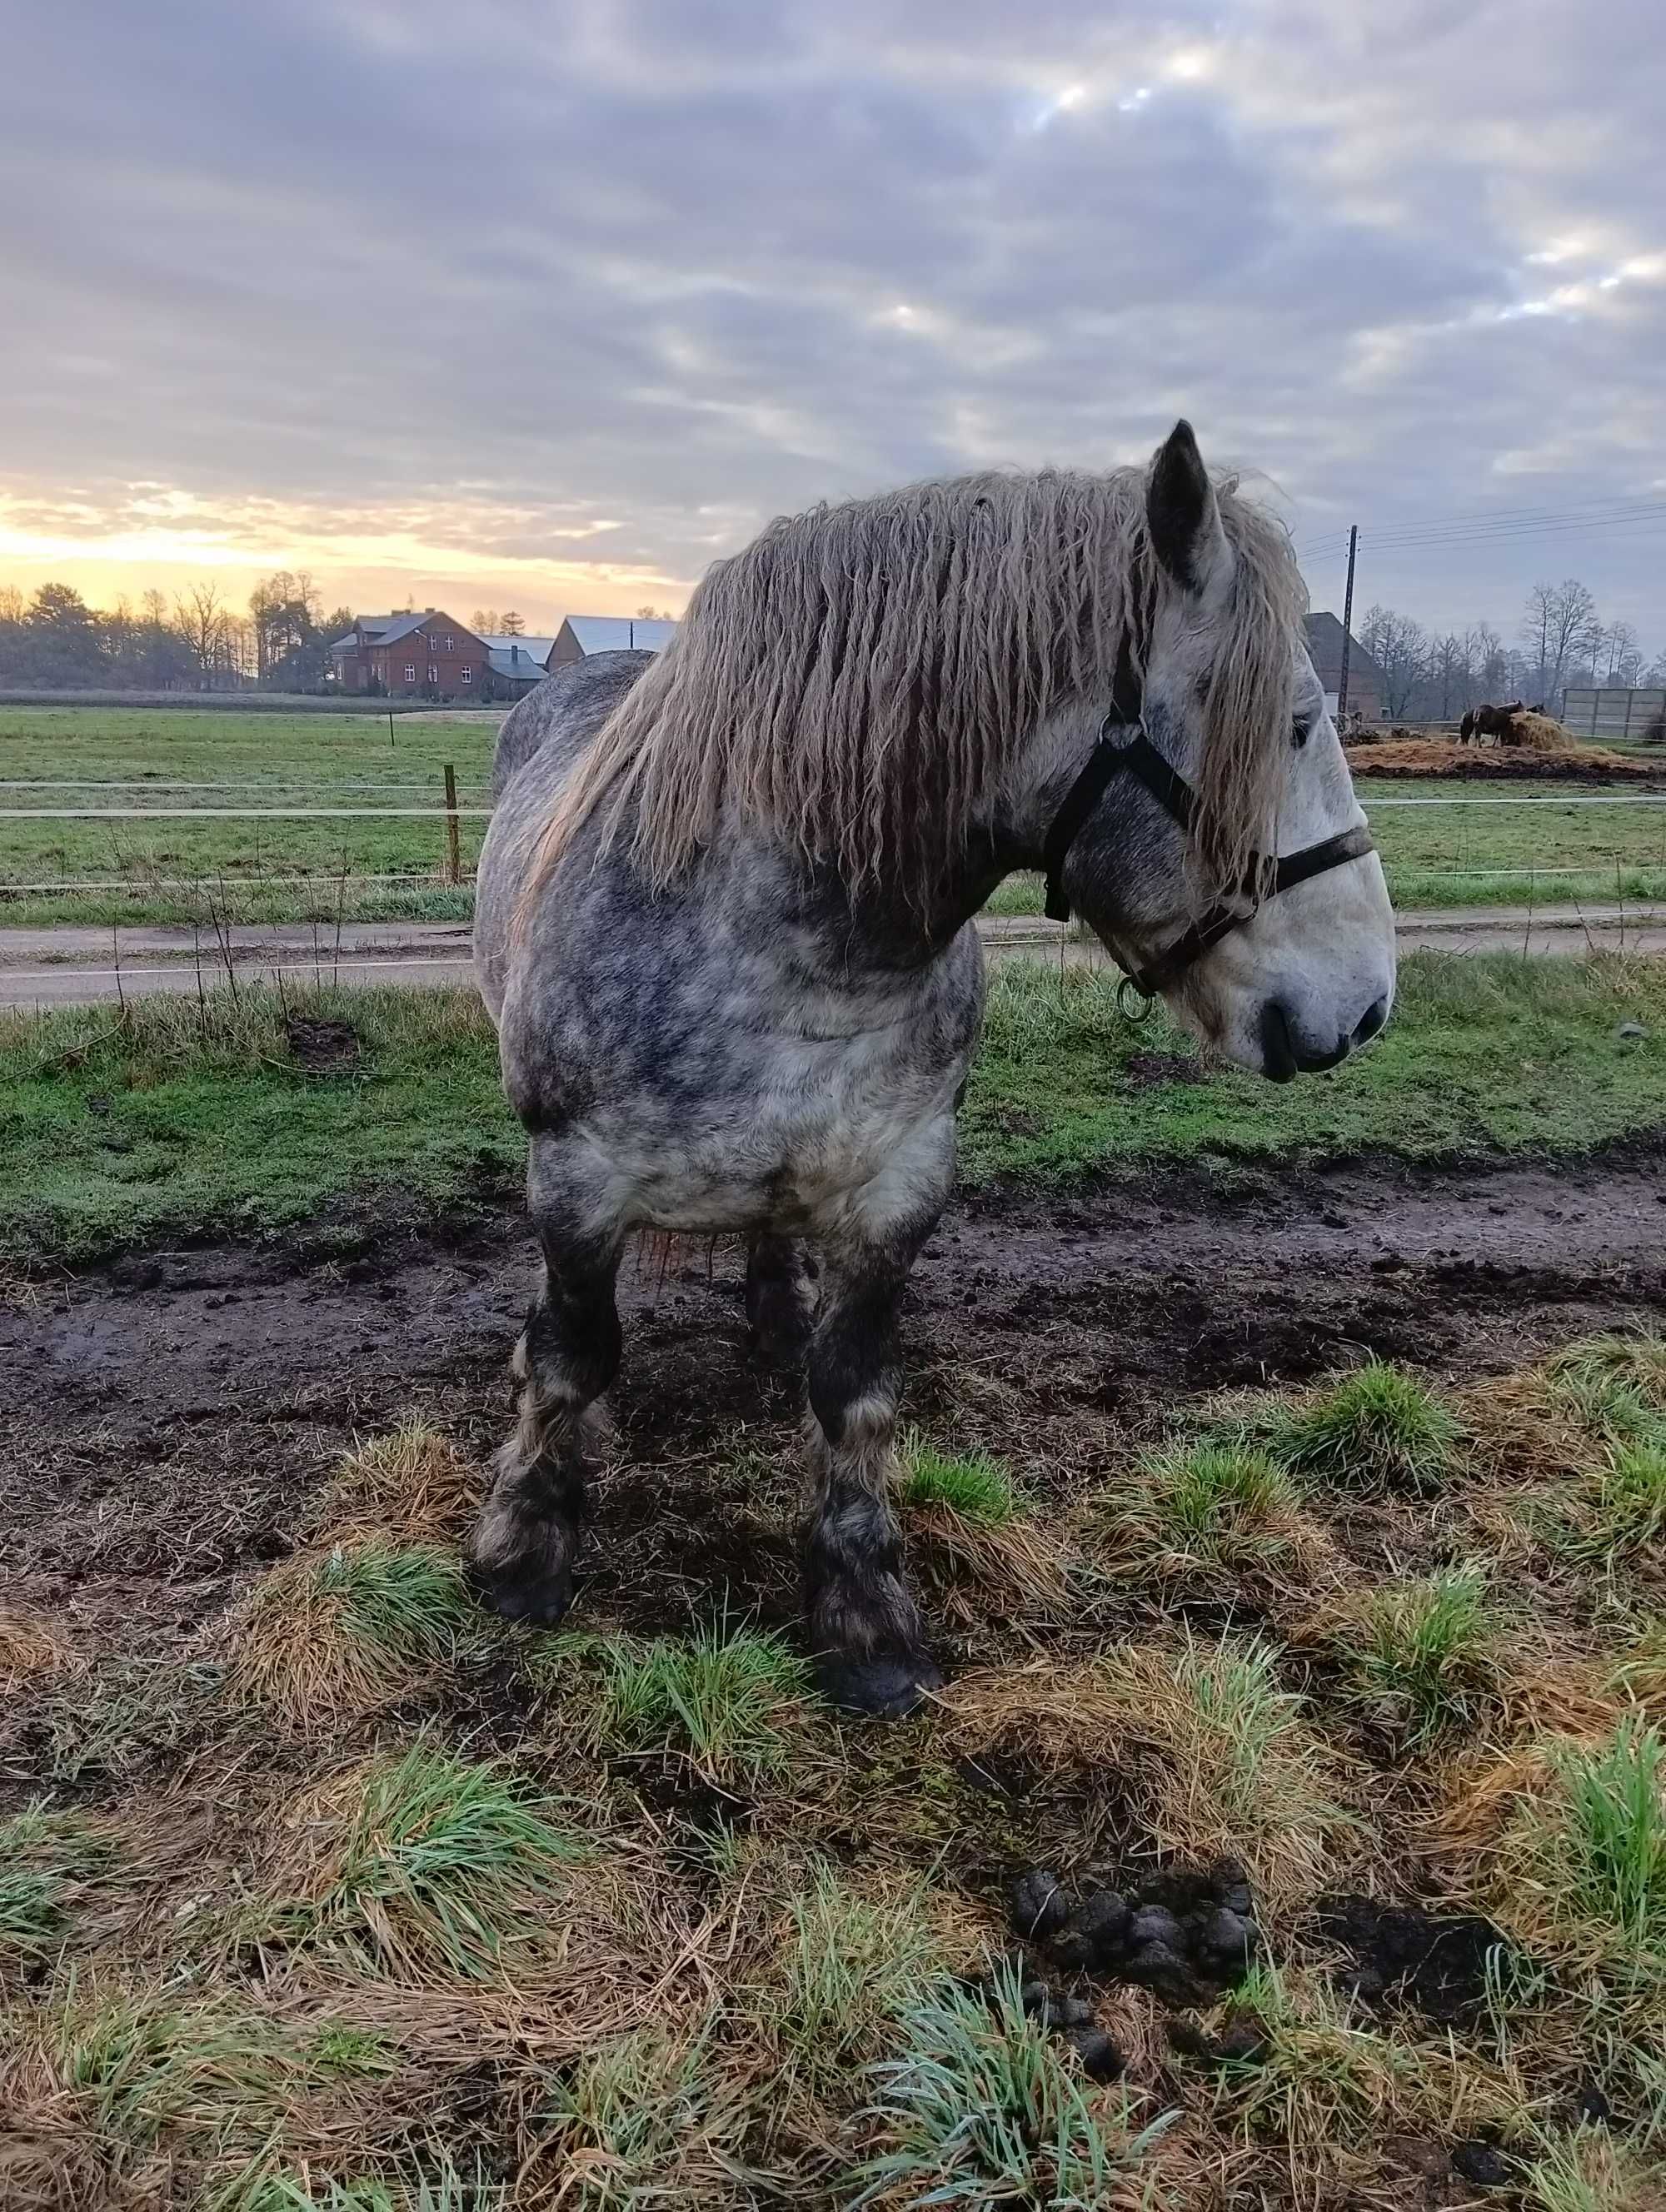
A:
[1146,419,1228,596]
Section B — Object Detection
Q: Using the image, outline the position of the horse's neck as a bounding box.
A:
[842,707,1105,959]
[996,707,1104,858]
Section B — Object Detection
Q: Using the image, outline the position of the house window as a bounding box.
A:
[427,664,438,685]
[442,635,455,652]
[404,665,416,684]
[460,665,473,685]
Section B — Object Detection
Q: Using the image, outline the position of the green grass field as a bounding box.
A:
[989,779,1666,919]
[2,952,1663,1265]
[1366,778,1666,909]
[0,705,499,926]
[3,706,1666,929]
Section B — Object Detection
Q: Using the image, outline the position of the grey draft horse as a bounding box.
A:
[473,421,1398,1716]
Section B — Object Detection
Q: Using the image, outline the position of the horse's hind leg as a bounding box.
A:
[470,1154,622,1624]
[746,1233,815,1368]
[802,1135,952,1718]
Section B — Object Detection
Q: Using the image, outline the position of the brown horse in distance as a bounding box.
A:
[1459,700,1528,745]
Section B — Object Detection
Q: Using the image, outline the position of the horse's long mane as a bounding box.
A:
[521,460,1305,912]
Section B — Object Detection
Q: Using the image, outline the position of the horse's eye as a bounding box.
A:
[1292,717,1313,750]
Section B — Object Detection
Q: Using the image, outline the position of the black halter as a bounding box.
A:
[1040,695,1377,1004]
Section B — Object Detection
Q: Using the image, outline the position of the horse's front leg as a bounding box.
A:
[746,1232,815,1368]
[803,1130,953,1718]
[469,1144,623,1624]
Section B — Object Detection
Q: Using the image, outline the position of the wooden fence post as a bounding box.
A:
[443,764,461,886]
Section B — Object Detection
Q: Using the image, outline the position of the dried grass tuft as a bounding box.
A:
[526,2010,769,2207]
[1307,1564,1504,1748]
[0,1604,80,1698]
[325,1422,480,1543]
[1440,1717,1666,1989]
[259,1743,591,1983]
[220,1540,471,1736]
[1101,1440,1338,1587]
[907,1507,1073,1622]
[943,1636,1352,1901]
[1465,1328,1666,1490]
[1242,1360,1465,1494]
[1199,1959,1533,2164]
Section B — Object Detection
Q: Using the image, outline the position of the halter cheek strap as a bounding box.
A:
[1040,715,1377,999]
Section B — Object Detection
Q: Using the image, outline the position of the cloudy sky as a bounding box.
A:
[1,0,1662,645]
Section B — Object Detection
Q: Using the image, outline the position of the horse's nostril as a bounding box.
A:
[1353,995,1389,1046]
[1259,999,1299,1083]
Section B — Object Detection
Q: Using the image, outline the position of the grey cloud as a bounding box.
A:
[0,0,1661,634]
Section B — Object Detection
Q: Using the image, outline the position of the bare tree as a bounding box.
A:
[1359,603,1430,718]
[174,580,232,685]
[1454,623,1495,707]
[471,608,502,636]
[1430,632,1470,719]
[1520,579,1600,705]
[1462,622,1507,700]
[1603,620,1640,685]
[499,610,526,635]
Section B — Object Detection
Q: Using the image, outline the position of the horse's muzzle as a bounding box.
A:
[1259,994,1389,1083]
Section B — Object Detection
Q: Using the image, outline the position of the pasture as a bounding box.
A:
[0,705,497,928]
[4,950,1666,2206]
[2,954,1665,1264]
[990,779,1666,919]
[6,705,1666,931]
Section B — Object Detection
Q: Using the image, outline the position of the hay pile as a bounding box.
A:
[1345,737,1662,781]
[1511,710,1577,751]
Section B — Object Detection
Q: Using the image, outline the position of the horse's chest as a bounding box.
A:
[611,1025,954,1233]
[504,894,984,1238]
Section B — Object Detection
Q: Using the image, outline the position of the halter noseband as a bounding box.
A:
[1040,698,1376,1005]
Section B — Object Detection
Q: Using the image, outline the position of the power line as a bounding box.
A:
[1295,495,1666,564]
[1319,489,1666,536]
[1346,507,1666,554]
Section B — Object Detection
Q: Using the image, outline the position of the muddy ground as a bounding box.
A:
[4,1143,1663,1805]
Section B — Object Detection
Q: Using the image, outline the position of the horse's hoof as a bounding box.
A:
[819,1652,944,1719]
[466,1561,574,1627]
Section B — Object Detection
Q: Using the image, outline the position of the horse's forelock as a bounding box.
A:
[1188,495,1308,904]
[516,466,1305,919]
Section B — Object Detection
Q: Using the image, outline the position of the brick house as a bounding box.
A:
[328,611,488,700]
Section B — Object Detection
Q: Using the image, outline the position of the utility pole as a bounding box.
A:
[1336,524,1359,722]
